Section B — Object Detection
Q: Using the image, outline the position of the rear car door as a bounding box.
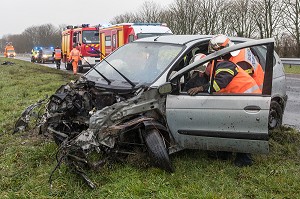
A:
[166,39,274,154]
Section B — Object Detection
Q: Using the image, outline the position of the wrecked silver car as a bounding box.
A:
[14,35,285,188]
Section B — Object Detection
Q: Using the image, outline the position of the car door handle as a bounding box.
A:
[244,105,261,111]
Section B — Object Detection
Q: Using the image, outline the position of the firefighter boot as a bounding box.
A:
[234,153,253,167]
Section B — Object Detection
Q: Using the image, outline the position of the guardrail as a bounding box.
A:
[281,58,300,66]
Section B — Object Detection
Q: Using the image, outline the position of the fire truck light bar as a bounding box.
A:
[133,23,162,26]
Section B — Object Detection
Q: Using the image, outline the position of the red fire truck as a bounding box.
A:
[99,23,173,58]
[62,24,100,72]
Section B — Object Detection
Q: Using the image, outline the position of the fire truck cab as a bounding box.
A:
[4,42,16,58]
[99,23,173,58]
[62,24,100,72]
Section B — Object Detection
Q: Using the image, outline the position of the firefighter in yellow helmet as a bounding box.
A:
[208,34,265,90]
[68,43,81,75]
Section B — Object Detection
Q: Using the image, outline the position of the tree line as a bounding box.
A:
[1,0,299,57]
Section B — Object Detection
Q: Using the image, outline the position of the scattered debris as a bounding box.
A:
[1,61,15,65]
[14,76,173,188]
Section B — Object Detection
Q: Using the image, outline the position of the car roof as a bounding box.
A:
[135,34,254,45]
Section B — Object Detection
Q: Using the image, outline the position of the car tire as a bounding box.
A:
[143,129,174,172]
[268,101,283,130]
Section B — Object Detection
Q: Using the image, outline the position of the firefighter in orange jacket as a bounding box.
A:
[53,46,62,69]
[69,44,81,75]
[210,58,261,94]
[208,34,264,90]
[203,35,262,167]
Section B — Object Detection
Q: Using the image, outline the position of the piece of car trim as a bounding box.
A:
[178,130,268,140]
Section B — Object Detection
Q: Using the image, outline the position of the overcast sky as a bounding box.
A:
[0,0,174,38]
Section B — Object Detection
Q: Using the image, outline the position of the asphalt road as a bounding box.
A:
[14,55,90,74]
[10,55,300,131]
[283,74,300,130]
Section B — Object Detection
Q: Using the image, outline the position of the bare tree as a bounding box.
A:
[110,12,138,24]
[226,0,257,37]
[252,0,285,38]
[136,1,164,23]
[282,0,300,57]
[196,0,227,35]
[168,0,201,34]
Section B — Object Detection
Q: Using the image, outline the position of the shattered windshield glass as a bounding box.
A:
[85,42,183,85]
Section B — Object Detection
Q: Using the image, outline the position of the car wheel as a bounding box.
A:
[143,129,174,172]
[268,101,283,130]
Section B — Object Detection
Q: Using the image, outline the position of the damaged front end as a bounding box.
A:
[14,76,174,188]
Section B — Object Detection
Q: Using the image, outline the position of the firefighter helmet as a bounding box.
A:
[208,34,240,56]
[189,53,208,72]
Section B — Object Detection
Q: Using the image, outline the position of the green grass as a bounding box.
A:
[284,65,300,74]
[1,58,300,198]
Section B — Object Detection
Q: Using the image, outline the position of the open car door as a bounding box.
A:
[166,38,274,154]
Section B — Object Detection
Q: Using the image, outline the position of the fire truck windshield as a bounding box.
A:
[82,30,99,44]
[86,42,183,86]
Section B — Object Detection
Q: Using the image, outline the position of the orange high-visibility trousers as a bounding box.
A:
[72,60,78,75]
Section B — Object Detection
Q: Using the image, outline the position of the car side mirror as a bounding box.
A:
[158,82,172,95]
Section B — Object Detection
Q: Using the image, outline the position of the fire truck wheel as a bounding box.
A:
[66,63,72,70]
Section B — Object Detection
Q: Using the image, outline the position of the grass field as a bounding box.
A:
[1,58,300,198]
[284,65,300,74]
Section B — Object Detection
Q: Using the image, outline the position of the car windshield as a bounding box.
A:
[7,50,15,53]
[85,42,183,86]
[82,30,99,44]
[42,49,53,55]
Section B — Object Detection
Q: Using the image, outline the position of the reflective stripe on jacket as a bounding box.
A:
[212,60,261,94]
[69,48,80,62]
[229,48,264,89]
[54,48,62,59]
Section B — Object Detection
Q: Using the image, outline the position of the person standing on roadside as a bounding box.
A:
[53,46,62,69]
[69,44,81,75]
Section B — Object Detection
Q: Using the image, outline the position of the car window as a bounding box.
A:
[43,49,53,55]
[172,42,272,96]
[233,41,276,71]
[251,46,276,70]
[86,42,183,86]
